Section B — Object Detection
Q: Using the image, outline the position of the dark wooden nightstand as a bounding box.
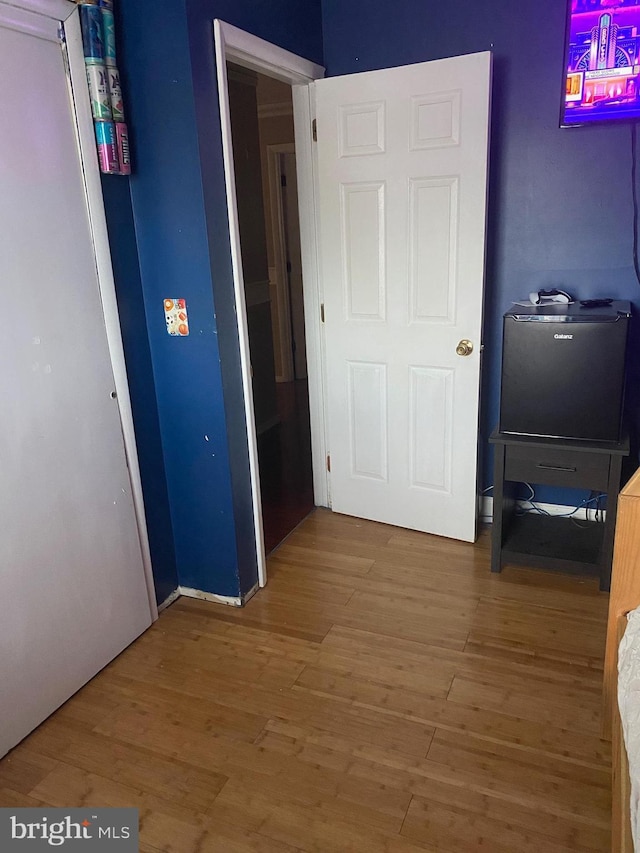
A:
[489,428,630,591]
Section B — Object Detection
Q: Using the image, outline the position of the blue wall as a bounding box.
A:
[112,0,639,597]
[110,0,322,599]
[322,0,640,495]
[101,176,179,605]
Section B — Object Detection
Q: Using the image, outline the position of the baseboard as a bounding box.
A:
[157,588,180,612]
[481,496,606,524]
[178,582,261,608]
[242,581,260,604]
[178,586,243,607]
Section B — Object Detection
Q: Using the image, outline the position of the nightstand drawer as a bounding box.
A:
[504,445,610,490]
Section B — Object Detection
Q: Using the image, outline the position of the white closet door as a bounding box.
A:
[0,3,153,756]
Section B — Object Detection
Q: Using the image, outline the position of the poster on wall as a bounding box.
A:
[563,0,640,125]
[164,299,189,336]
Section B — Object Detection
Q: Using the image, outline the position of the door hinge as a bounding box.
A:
[280,173,287,188]
[326,454,331,472]
[320,303,325,323]
[312,118,317,142]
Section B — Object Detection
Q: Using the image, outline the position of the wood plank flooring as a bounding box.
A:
[0,509,611,852]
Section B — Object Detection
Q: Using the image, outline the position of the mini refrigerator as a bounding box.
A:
[499,301,630,442]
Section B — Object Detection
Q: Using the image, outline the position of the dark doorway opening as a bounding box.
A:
[227,63,314,555]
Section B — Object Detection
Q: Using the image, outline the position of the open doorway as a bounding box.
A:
[214,20,326,586]
[226,63,314,555]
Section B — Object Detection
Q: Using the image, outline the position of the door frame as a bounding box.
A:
[213,20,326,587]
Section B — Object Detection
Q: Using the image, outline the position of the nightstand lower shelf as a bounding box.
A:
[501,514,603,577]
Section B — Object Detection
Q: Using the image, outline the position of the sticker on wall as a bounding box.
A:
[164,298,189,336]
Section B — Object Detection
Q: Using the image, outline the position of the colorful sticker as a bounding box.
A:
[164,298,189,336]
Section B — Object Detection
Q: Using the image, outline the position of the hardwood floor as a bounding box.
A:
[0,509,611,852]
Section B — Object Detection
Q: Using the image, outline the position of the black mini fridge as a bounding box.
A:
[499,301,631,442]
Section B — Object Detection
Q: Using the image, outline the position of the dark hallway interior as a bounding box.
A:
[258,379,314,553]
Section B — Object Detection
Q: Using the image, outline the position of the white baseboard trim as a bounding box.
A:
[480,496,606,524]
[178,581,261,608]
[179,586,243,607]
[157,588,180,612]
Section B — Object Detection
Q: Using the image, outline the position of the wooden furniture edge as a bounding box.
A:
[603,466,640,741]
[603,467,640,852]
[612,613,634,853]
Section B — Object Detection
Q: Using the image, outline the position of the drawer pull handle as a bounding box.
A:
[536,463,577,473]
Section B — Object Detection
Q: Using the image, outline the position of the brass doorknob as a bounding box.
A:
[456,339,473,357]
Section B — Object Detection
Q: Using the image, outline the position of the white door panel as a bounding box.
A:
[316,53,491,541]
[0,7,152,756]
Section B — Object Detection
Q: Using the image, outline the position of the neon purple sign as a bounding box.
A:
[563,0,640,124]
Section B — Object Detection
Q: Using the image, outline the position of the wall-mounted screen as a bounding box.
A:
[563,0,640,126]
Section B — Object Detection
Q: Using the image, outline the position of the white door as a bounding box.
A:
[315,53,491,542]
[0,2,153,757]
